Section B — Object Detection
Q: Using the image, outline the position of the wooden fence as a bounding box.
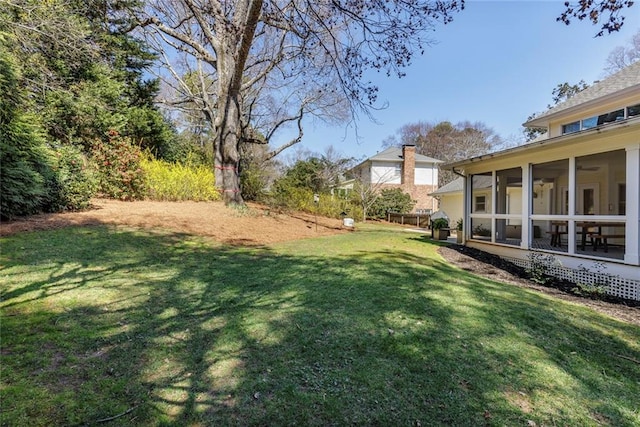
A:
[387,212,430,228]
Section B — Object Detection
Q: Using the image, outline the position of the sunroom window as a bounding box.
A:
[562,106,633,135]
[597,109,624,125]
[628,103,640,118]
[575,150,625,216]
[562,121,580,134]
[531,159,568,215]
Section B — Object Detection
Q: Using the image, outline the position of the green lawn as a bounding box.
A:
[1,224,639,426]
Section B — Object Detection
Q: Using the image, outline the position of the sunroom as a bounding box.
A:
[447,109,640,301]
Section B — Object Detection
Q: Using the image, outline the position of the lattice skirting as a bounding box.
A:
[504,256,640,301]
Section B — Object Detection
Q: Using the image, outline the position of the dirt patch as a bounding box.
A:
[0,199,349,245]
[438,245,640,326]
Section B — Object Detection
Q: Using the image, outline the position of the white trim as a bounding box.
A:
[625,144,640,264]
[521,163,531,249]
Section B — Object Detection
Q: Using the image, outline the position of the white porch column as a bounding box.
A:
[625,144,640,264]
[491,171,496,243]
[568,157,577,254]
[521,163,530,249]
[496,171,507,240]
[463,174,469,244]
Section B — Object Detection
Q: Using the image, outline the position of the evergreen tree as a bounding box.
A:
[1,0,174,155]
[0,35,54,219]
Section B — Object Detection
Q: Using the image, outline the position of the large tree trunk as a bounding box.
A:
[213,0,262,206]
[214,90,243,205]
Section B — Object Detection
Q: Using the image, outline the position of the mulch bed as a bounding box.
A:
[438,244,640,326]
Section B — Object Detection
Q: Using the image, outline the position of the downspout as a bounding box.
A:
[432,164,436,213]
[453,167,467,244]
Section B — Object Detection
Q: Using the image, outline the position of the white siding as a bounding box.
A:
[439,193,463,226]
[371,161,400,184]
[415,164,438,185]
[352,164,371,184]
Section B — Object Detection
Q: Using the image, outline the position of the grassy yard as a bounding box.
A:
[1,224,639,426]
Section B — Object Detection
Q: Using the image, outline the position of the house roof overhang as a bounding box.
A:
[523,62,640,129]
[524,85,640,128]
[445,115,640,174]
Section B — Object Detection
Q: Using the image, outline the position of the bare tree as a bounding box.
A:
[604,28,640,75]
[383,120,502,185]
[134,0,464,204]
[351,171,395,222]
[316,145,356,190]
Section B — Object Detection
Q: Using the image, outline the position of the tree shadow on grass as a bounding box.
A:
[1,227,639,426]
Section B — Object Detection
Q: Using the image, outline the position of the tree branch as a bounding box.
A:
[265,108,304,160]
[138,15,218,66]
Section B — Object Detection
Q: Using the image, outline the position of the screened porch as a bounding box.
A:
[468,149,632,263]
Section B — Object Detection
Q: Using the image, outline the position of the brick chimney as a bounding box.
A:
[402,144,416,185]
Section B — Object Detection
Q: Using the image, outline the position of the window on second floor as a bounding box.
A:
[562,121,581,134]
[562,104,640,135]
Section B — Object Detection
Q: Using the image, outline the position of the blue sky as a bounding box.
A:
[273,1,640,161]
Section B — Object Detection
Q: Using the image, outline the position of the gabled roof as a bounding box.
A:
[429,177,463,195]
[429,175,493,195]
[524,60,640,128]
[366,146,443,163]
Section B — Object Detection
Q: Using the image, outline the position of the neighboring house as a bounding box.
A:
[446,61,640,301]
[344,145,442,213]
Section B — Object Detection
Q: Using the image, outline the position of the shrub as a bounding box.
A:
[159,136,212,165]
[91,130,147,200]
[268,184,361,219]
[46,145,97,212]
[141,155,220,201]
[526,252,559,285]
[368,188,415,219]
[431,218,449,230]
[572,262,617,299]
[240,164,268,201]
